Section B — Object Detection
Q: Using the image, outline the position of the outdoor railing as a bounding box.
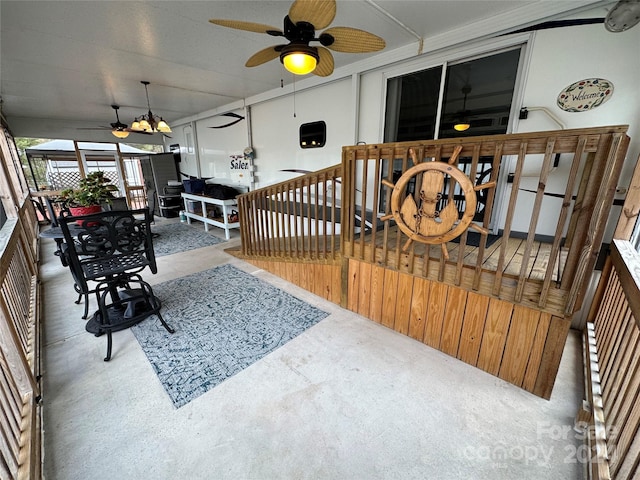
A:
[341,126,629,316]
[582,239,640,480]
[237,164,343,260]
[0,200,42,480]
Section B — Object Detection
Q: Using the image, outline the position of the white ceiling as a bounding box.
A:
[1,0,613,144]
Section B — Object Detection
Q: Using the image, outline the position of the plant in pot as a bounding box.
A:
[59,171,119,220]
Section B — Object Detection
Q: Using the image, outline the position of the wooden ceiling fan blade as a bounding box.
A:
[289,0,336,30]
[313,47,334,77]
[323,27,385,53]
[245,46,281,67]
[209,19,282,35]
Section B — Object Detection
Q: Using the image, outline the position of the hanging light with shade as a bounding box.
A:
[130,81,172,133]
[454,86,472,132]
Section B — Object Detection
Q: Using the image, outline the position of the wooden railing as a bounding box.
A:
[237,164,343,260]
[341,126,629,316]
[0,201,42,480]
[582,239,640,480]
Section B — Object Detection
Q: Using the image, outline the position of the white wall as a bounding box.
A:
[510,23,640,237]
[250,78,353,188]
[195,108,248,185]
[171,16,639,241]
[166,122,200,179]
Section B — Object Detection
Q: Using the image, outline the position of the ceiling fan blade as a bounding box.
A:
[313,47,334,77]
[209,19,283,35]
[289,0,336,30]
[323,26,385,53]
[245,46,281,67]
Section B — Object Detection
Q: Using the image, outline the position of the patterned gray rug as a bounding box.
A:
[131,264,329,408]
[151,222,223,257]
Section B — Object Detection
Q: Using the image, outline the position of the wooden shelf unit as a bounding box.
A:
[181,192,239,240]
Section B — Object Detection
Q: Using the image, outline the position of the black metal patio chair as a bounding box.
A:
[59,207,174,361]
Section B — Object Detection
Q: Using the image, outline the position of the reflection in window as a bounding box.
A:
[384,48,521,142]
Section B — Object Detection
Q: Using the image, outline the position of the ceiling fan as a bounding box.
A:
[209,0,385,77]
[78,105,153,139]
[508,0,640,34]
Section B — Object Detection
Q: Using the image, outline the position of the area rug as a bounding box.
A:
[151,222,223,257]
[131,264,329,408]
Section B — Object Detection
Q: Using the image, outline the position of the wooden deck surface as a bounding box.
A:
[354,226,568,283]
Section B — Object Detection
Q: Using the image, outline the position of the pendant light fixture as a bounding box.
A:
[130,81,172,133]
[453,86,472,132]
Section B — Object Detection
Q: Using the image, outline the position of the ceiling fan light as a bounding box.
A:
[112,129,130,139]
[281,45,319,75]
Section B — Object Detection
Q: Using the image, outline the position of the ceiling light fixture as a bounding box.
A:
[130,81,172,133]
[280,44,319,75]
[454,86,472,132]
[110,105,130,139]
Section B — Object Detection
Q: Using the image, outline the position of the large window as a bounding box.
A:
[384,48,522,142]
[380,48,522,219]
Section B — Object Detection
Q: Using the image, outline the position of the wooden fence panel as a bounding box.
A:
[582,240,640,479]
[0,203,42,480]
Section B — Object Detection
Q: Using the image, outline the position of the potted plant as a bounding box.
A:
[59,171,119,217]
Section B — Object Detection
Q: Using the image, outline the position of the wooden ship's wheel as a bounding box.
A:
[381,146,495,259]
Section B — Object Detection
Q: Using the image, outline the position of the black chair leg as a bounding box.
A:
[104,331,113,362]
[156,310,175,334]
[82,295,89,320]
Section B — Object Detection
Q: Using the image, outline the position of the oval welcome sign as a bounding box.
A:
[557,78,614,112]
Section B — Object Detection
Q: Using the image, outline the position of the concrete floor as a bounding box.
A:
[40,218,585,480]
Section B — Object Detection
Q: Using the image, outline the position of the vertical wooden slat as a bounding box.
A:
[356,261,372,318]
[273,186,281,256]
[368,264,385,324]
[493,141,527,296]
[347,259,359,312]
[320,173,327,258]
[439,287,467,357]
[456,291,490,365]
[381,269,399,329]
[305,178,312,257]
[370,150,382,264]
[514,138,556,302]
[539,136,587,306]
[565,152,595,249]
[393,273,414,335]
[408,277,429,341]
[532,315,570,399]
[498,305,540,386]
[522,312,552,391]
[423,281,447,349]
[347,151,357,257]
[476,299,514,375]
[358,153,369,260]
